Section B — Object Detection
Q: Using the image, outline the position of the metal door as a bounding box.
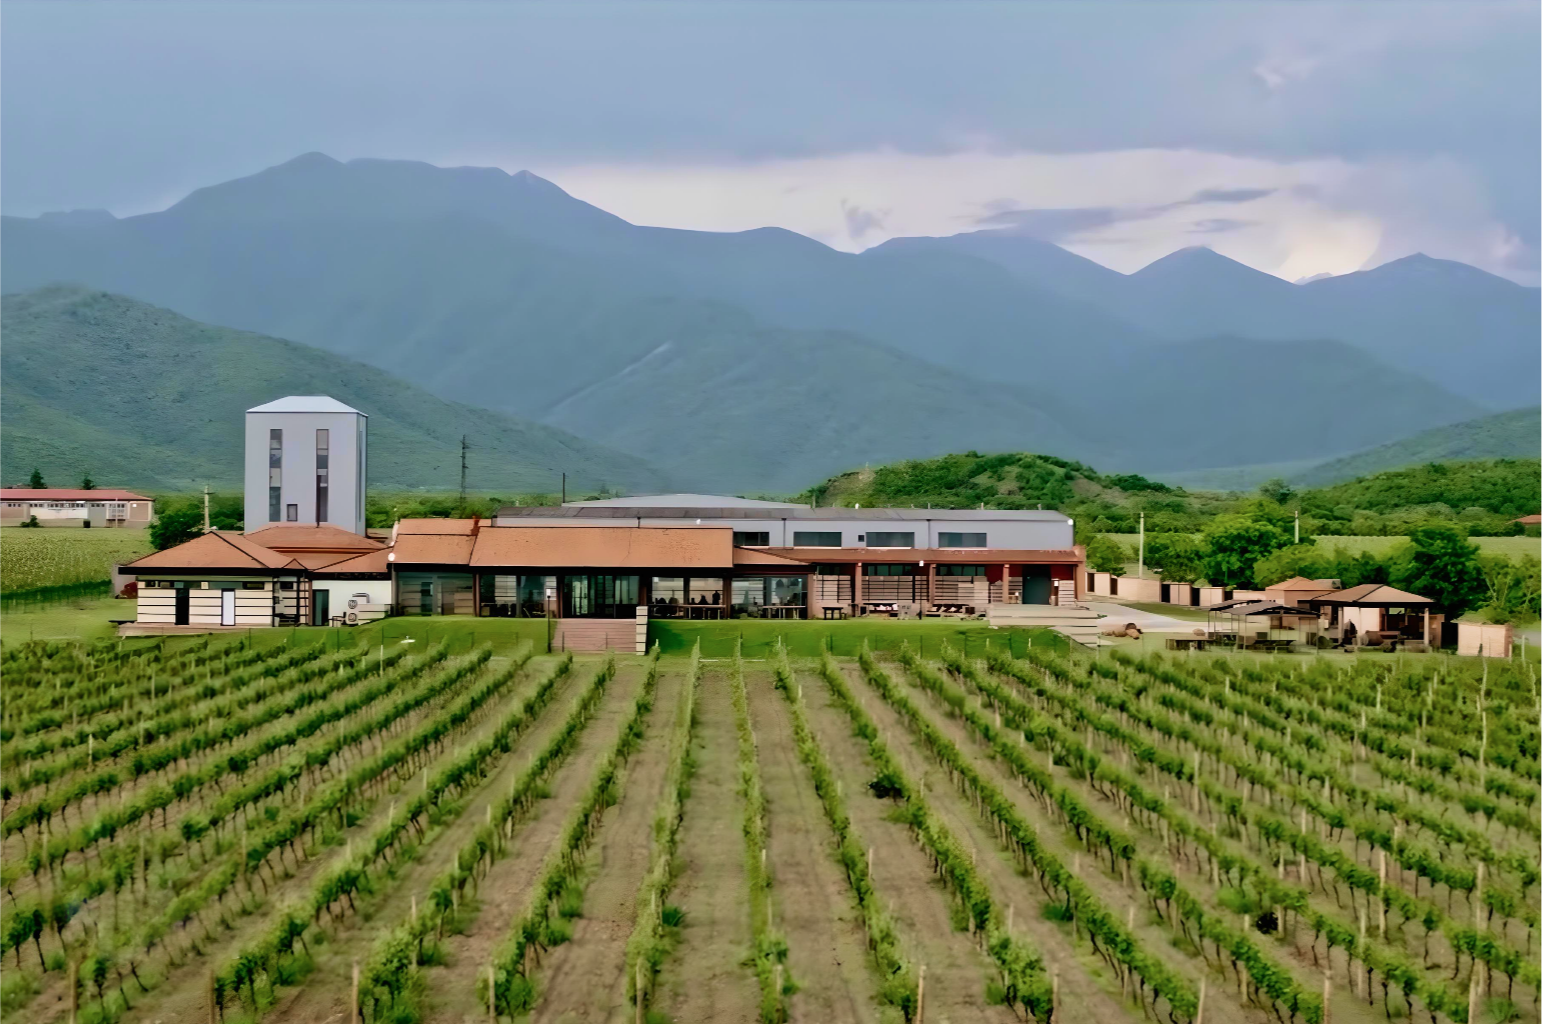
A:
[221,589,236,626]
[175,586,191,625]
[313,589,330,626]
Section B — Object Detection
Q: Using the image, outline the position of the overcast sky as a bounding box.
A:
[4,1,1537,282]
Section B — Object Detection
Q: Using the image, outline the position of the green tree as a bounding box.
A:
[149,507,203,551]
[1144,533,1205,583]
[1391,523,1486,617]
[1251,543,1331,588]
[1085,535,1128,574]
[27,468,45,489]
[1258,478,1296,506]
[1479,553,1542,624]
[79,473,94,490]
[1202,515,1289,589]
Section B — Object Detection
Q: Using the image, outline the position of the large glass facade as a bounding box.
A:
[938,532,986,547]
[479,574,548,617]
[793,531,842,547]
[866,531,915,548]
[731,576,806,617]
[563,574,639,618]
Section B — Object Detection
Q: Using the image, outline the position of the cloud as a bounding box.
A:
[974,184,1277,242]
[841,200,886,240]
[547,147,1535,284]
[1187,218,1256,234]
[1189,187,1276,204]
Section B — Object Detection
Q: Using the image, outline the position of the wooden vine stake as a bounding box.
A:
[916,964,926,1024]
[1195,977,1205,1024]
[351,960,361,1024]
[488,963,497,1022]
[1321,974,1330,1025]
[68,959,78,1024]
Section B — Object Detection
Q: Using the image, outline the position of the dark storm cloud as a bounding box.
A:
[976,185,1277,241]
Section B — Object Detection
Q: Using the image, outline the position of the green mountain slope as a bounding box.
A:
[0,153,1494,483]
[0,286,668,494]
[1297,459,1541,520]
[1292,407,1542,487]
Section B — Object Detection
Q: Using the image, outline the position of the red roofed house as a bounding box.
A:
[1,488,154,527]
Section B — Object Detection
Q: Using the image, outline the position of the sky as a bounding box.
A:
[3,1,1538,283]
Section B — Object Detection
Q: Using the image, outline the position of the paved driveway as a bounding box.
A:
[1084,601,1203,634]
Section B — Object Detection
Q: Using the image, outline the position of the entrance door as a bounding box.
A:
[419,581,434,616]
[174,586,191,625]
[313,589,330,626]
[221,589,236,626]
[1022,567,1053,605]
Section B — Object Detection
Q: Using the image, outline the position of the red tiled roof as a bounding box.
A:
[396,518,479,535]
[1,489,151,501]
[314,549,393,575]
[122,531,301,572]
[244,524,384,552]
[393,534,477,565]
[1305,584,1435,606]
[733,547,811,566]
[469,526,733,569]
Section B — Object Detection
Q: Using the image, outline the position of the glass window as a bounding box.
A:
[652,577,686,605]
[938,532,987,548]
[936,564,987,576]
[269,486,281,523]
[286,503,299,522]
[241,581,265,590]
[865,564,918,576]
[793,531,842,547]
[689,577,725,606]
[766,576,806,606]
[316,429,329,522]
[731,578,765,612]
[268,429,282,468]
[866,531,915,548]
[733,531,770,546]
[814,563,849,575]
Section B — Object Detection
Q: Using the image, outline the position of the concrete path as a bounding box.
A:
[1084,600,1203,634]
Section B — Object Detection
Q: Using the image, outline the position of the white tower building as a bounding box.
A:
[244,396,367,535]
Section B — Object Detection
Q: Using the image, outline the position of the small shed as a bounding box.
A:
[1264,575,1338,607]
[1303,584,1442,647]
[1206,600,1323,648]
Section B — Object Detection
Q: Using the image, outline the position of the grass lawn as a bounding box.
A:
[1097,600,1210,623]
[0,596,127,645]
[649,617,1064,658]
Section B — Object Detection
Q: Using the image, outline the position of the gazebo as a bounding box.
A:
[1206,599,1323,650]
[1303,584,1441,648]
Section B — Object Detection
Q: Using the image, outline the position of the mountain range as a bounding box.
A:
[3,153,1535,491]
[1,286,667,494]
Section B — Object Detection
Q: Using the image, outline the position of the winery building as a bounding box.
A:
[120,396,1085,642]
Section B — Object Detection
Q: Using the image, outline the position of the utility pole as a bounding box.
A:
[459,435,469,508]
[1294,508,1300,544]
[1138,511,1145,578]
[202,485,212,533]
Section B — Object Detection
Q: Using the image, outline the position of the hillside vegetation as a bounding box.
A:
[0,286,668,494]
[804,450,1538,538]
[4,152,1512,490]
[1292,407,1541,486]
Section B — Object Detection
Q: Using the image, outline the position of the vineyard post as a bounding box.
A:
[351,959,360,1024]
[916,964,926,1024]
[1195,978,1205,1023]
[1320,975,1328,1025]
[67,959,77,1024]
[487,963,496,1022]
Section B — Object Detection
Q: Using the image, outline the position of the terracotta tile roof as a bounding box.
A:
[1516,514,1542,526]
[314,549,393,575]
[244,524,384,552]
[469,526,734,569]
[1,488,152,501]
[1305,584,1435,606]
[122,531,300,572]
[392,534,477,565]
[733,547,812,566]
[396,518,479,535]
[1265,576,1323,590]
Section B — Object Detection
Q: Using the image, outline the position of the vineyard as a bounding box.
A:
[0,528,152,609]
[0,630,1536,1024]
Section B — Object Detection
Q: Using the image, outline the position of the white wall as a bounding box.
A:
[491,513,1074,550]
[244,409,366,534]
[136,577,274,626]
[313,579,394,623]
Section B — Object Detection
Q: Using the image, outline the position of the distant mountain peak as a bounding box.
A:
[36,208,117,226]
[280,151,344,170]
[1131,244,1276,281]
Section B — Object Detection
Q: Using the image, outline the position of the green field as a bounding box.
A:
[0,526,152,593]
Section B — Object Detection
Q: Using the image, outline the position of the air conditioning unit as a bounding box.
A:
[345,611,359,625]
[349,593,371,609]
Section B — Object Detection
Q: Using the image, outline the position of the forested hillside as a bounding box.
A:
[0,286,667,493]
